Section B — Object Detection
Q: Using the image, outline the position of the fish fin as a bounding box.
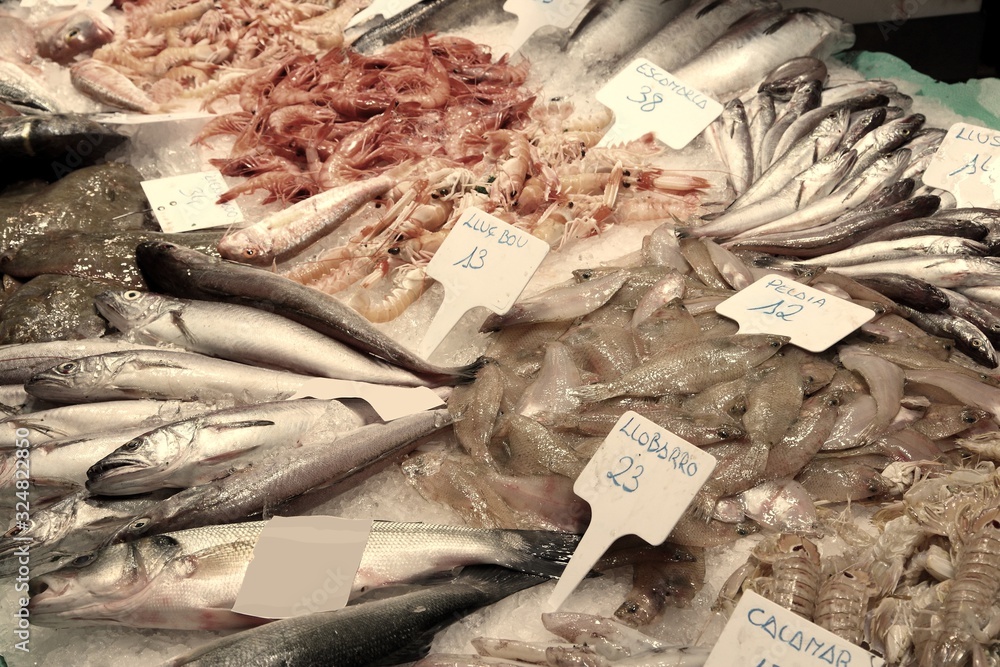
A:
[200,447,259,466]
[178,541,256,578]
[763,13,797,36]
[170,311,197,345]
[130,357,187,371]
[501,529,581,578]
[366,632,437,667]
[696,0,725,19]
[206,419,276,433]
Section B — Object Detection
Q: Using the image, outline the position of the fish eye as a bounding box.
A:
[972,340,985,348]
[55,362,78,375]
[963,413,979,423]
[130,518,149,532]
[70,553,96,568]
[123,291,142,300]
[769,340,781,348]
[122,439,142,452]
[717,428,731,438]
[737,525,753,536]
[67,29,80,40]
[244,248,256,257]
[868,482,882,493]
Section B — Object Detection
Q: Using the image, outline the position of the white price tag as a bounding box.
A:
[345,0,422,29]
[715,275,875,353]
[289,378,444,421]
[500,0,591,54]
[596,58,723,150]
[233,516,372,619]
[140,170,244,233]
[90,110,215,124]
[546,411,715,611]
[923,122,1000,208]
[418,207,549,358]
[705,591,884,667]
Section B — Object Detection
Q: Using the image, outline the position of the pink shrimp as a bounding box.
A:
[350,264,430,323]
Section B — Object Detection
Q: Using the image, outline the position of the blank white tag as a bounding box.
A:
[923,122,1000,208]
[715,274,875,353]
[140,170,243,233]
[596,58,723,149]
[233,516,372,619]
[500,0,591,53]
[546,411,716,611]
[705,591,885,667]
[418,207,549,358]
[289,379,444,421]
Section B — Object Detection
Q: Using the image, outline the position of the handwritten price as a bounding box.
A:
[949,153,993,177]
[627,85,664,112]
[607,455,643,492]
[747,299,804,322]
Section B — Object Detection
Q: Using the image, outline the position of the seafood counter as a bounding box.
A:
[2,0,1000,666]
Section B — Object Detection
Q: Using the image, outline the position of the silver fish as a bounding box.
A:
[843,113,925,181]
[480,272,628,331]
[757,79,822,169]
[0,61,64,113]
[95,290,427,386]
[758,56,828,100]
[833,257,1000,290]
[0,339,162,385]
[792,235,987,267]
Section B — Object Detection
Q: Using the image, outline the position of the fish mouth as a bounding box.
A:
[28,576,72,610]
[86,458,146,483]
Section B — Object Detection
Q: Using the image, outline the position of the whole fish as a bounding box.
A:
[29,520,573,629]
[86,399,369,495]
[0,338,161,385]
[163,566,545,666]
[134,242,481,385]
[843,113,925,181]
[0,60,64,113]
[795,459,890,502]
[0,114,128,181]
[757,80,823,170]
[108,409,454,541]
[854,216,988,246]
[634,0,779,71]
[855,274,950,313]
[839,106,887,150]
[217,171,397,265]
[747,91,776,178]
[480,272,628,331]
[95,290,427,386]
[758,56,828,100]
[940,287,1000,345]
[36,9,114,64]
[792,235,987,267]
[898,305,999,369]
[24,349,321,405]
[713,99,753,195]
[770,92,891,162]
[831,256,1000,290]
[70,59,161,113]
[569,334,786,402]
[673,9,854,95]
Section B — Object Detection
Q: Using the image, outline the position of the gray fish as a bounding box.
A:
[715,98,753,195]
[0,114,127,183]
[673,9,854,95]
[855,274,950,313]
[843,113,925,181]
[134,242,482,386]
[23,349,318,405]
[821,79,898,106]
[940,287,1000,346]
[832,256,1000,290]
[0,275,111,345]
[770,92,891,163]
[0,339,161,385]
[163,566,545,666]
[758,56,828,100]
[108,409,454,541]
[757,79,823,169]
[854,216,988,246]
[481,272,628,331]
[95,290,427,387]
[795,459,890,502]
[839,106,888,150]
[633,0,780,72]
[792,235,987,267]
[0,61,64,113]
[350,0,457,54]
[747,91,776,179]
[898,304,999,369]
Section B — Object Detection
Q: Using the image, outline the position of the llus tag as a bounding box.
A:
[705,591,884,667]
[923,122,1000,208]
[715,274,875,353]
[545,411,715,611]
[234,516,372,619]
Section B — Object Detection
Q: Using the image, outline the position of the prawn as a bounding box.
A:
[813,567,873,645]
[349,264,430,323]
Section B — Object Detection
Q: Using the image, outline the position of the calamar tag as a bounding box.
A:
[500,0,591,54]
[923,122,1000,208]
[141,170,244,233]
[345,0,422,29]
[234,516,372,619]
[705,591,885,667]
[288,379,443,421]
[596,58,723,149]
[418,207,549,358]
[715,274,875,353]
[546,411,715,611]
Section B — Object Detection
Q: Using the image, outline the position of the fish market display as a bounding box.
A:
[2,1,1000,666]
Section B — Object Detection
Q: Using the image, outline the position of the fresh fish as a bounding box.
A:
[481,272,628,331]
[29,520,573,629]
[821,79,898,106]
[758,56,828,100]
[854,274,950,313]
[85,399,368,495]
[496,412,585,479]
[70,59,161,113]
[95,290,427,386]
[747,91,776,179]
[795,459,890,502]
[769,92,891,163]
[634,0,779,72]
[897,305,999,369]
[757,79,823,169]
[615,553,706,626]
[839,106,887,150]
[725,194,940,257]
[0,339,162,385]
[542,611,672,657]
[163,566,545,666]
[843,113,925,181]
[0,114,128,183]
[563,0,691,77]
[0,398,212,443]
[633,299,701,357]
[0,15,36,65]
[350,0,456,54]
[673,9,854,96]
[743,353,803,448]
[0,230,222,290]
[912,403,991,441]
[135,242,481,384]
[449,360,505,462]
[36,9,114,64]
[24,349,318,405]
[569,334,786,402]
[715,98,753,195]
[839,346,905,433]
[738,479,818,533]
[763,386,840,477]
[854,216,988,246]
[940,287,1000,345]
[0,275,111,344]
[792,235,987,267]
[108,409,454,541]
[831,256,1000,290]
[0,60,64,113]
[904,369,1000,422]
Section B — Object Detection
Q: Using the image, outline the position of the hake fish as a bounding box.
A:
[28,520,575,629]
[134,242,482,386]
[96,290,428,387]
[163,566,546,666]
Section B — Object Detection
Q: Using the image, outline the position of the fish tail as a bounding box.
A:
[568,383,613,403]
[454,564,548,599]
[455,356,487,384]
[498,530,581,578]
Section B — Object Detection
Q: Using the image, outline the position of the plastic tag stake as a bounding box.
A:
[596,58,723,149]
[923,122,1000,208]
[289,379,444,421]
[233,516,372,619]
[418,207,549,358]
[715,274,875,353]
[546,411,716,611]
